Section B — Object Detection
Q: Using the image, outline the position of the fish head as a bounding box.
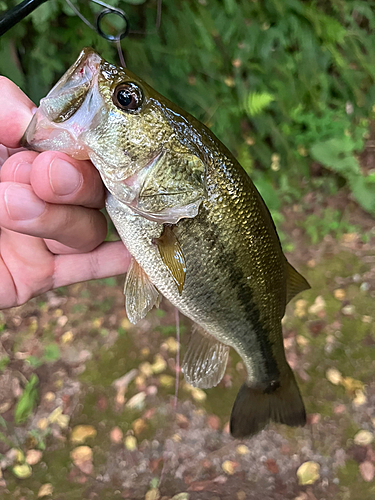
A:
[24,48,207,222]
[24,49,174,190]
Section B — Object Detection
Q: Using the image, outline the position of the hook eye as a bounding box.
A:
[96,8,129,41]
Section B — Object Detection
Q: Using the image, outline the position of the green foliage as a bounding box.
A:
[14,374,39,424]
[26,343,61,368]
[246,92,275,117]
[299,208,359,245]
[1,0,375,216]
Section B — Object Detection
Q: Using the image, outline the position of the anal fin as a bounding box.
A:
[182,325,229,389]
[124,257,161,324]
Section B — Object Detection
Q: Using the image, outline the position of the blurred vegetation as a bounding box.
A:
[1,0,375,217]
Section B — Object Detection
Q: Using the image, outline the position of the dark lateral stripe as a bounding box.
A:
[193,217,280,382]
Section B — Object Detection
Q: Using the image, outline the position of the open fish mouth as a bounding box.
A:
[22,48,104,159]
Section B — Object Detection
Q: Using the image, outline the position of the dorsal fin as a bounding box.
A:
[285,260,310,304]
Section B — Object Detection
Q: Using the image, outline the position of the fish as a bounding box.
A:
[23,48,310,438]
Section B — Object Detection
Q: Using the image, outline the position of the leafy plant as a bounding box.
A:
[14,374,39,424]
[1,0,375,216]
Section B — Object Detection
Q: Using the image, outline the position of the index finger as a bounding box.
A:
[0,77,35,148]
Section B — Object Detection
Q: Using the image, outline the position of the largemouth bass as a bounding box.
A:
[24,48,310,438]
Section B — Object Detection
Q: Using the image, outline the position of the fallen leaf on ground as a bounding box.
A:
[70,446,93,474]
[190,388,206,402]
[265,458,279,474]
[294,299,308,318]
[159,375,175,388]
[334,289,346,300]
[126,392,146,410]
[38,483,54,497]
[207,415,220,430]
[48,406,70,428]
[236,445,249,455]
[171,494,189,500]
[26,449,43,465]
[297,461,320,485]
[222,460,237,475]
[354,430,374,446]
[110,427,123,444]
[342,377,364,394]
[12,463,32,479]
[326,368,342,385]
[70,425,97,444]
[360,461,375,482]
[132,418,147,435]
[353,390,367,407]
[308,296,326,315]
[145,488,160,500]
[151,354,167,374]
[125,435,137,451]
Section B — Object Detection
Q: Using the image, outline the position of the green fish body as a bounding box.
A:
[24,49,310,437]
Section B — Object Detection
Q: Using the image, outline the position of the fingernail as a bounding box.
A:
[4,184,46,220]
[49,158,82,196]
[14,162,32,183]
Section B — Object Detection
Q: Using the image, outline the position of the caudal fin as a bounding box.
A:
[230,365,306,438]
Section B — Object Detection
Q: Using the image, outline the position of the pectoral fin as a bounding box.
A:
[153,225,186,295]
[285,261,310,304]
[182,325,230,389]
[124,258,161,324]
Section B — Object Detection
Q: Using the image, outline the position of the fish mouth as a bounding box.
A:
[22,48,104,159]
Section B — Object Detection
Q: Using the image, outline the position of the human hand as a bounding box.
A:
[0,77,131,309]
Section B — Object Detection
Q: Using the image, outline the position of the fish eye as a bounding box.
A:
[113,83,143,112]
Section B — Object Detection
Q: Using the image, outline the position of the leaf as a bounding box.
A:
[297,461,320,485]
[246,92,274,117]
[360,461,375,482]
[38,483,54,497]
[354,430,374,446]
[70,425,97,444]
[12,463,32,479]
[14,374,39,424]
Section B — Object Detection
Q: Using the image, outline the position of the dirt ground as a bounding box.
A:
[0,191,374,500]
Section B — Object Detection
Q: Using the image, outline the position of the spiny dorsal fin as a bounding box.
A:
[124,258,161,324]
[286,260,310,304]
[182,325,229,389]
[153,225,186,295]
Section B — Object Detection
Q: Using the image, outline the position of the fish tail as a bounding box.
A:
[230,364,306,438]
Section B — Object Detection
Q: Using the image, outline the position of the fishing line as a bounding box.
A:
[64,0,128,66]
[173,307,180,410]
